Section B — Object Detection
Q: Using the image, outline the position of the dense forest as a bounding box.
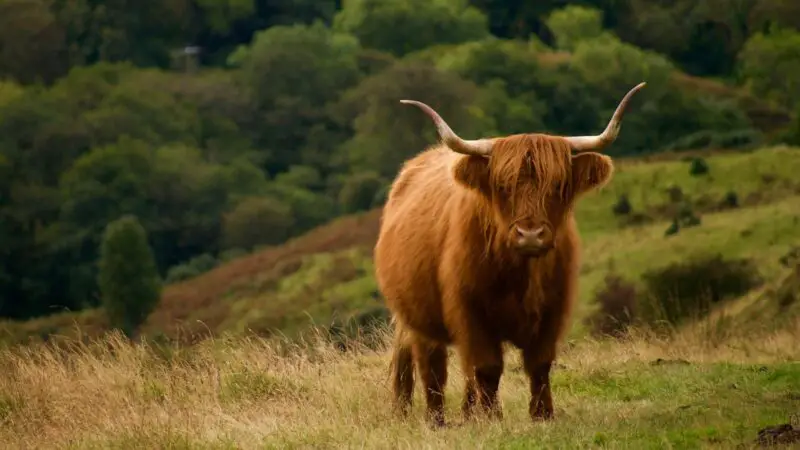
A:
[1,0,799,321]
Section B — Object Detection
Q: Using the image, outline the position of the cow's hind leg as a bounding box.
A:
[412,339,448,428]
[390,320,415,418]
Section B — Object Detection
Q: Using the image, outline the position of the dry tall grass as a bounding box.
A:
[2,317,798,449]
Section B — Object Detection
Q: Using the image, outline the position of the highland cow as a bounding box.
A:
[373,82,646,427]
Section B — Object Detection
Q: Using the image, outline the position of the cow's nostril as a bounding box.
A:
[515,225,545,240]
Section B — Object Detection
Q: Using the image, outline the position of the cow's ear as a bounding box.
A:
[571,152,613,196]
[453,155,490,195]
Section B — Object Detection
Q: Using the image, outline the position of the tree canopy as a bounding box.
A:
[1,0,798,321]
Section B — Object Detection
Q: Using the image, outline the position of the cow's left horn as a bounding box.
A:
[564,82,646,152]
[400,99,494,157]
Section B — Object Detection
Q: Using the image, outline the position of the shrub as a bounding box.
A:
[545,5,606,51]
[219,248,248,263]
[585,274,638,337]
[676,203,702,227]
[612,194,632,215]
[371,183,391,208]
[666,185,684,203]
[97,215,162,338]
[639,254,761,326]
[721,190,739,209]
[327,306,391,351]
[222,196,295,250]
[165,253,219,283]
[664,218,680,237]
[689,157,709,175]
[338,171,385,214]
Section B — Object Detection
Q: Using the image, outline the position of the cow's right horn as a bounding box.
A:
[400,99,494,157]
[564,82,646,153]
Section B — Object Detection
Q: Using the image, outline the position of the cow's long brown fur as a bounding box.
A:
[375,133,614,426]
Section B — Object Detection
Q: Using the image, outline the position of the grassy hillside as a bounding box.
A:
[1,146,799,345]
[0,320,798,449]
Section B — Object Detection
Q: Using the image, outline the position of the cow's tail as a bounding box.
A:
[389,317,415,416]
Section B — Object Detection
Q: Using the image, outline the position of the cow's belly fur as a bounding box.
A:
[378,229,577,349]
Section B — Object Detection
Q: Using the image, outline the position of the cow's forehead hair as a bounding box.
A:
[488,134,572,192]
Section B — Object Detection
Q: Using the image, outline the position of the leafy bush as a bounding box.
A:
[721,190,739,209]
[333,0,489,56]
[612,194,632,215]
[338,171,385,214]
[689,157,710,175]
[97,215,162,338]
[639,255,762,326]
[676,203,702,227]
[666,185,684,203]
[222,196,296,250]
[327,306,391,351]
[165,253,219,284]
[661,128,764,152]
[219,248,248,263]
[371,183,391,208]
[738,26,800,109]
[585,274,638,337]
[545,5,606,51]
[664,218,680,237]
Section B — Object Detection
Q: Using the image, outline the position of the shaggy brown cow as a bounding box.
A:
[374,82,646,427]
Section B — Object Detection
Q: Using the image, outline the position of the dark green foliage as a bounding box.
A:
[689,157,710,176]
[666,185,684,203]
[661,128,764,152]
[640,255,762,326]
[338,172,385,214]
[721,191,739,209]
[165,253,220,284]
[612,194,632,215]
[327,306,391,351]
[779,246,800,269]
[97,215,161,338]
[222,196,296,251]
[676,203,702,228]
[333,0,489,56]
[0,0,797,324]
[585,274,638,337]
[371,184,391,208]
[664,219,680,237]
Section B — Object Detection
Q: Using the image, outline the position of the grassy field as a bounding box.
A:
[1,146,799,449]
[1,146,799,344]
[1,319,798,449]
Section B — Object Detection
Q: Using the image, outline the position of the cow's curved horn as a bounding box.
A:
[564,82,646,152]
[400,99,494,157]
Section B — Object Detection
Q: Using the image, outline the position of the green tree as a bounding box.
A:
[738,26,800,109]
[336,60,484,178]
[334,0,489,56]
[228,21,362,173]
[545,5,606,51]
[97,215,161,338]
[0,0,69,84]
[338,171,384,214]
[221,196,296,250]
[419,38,548,136]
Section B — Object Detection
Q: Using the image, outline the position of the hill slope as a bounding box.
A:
[1,146,799,345]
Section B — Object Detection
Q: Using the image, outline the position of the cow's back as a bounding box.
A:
[375,146,464,341]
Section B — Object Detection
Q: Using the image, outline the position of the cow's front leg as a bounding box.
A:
[455,326,504,421]
[522,355,553,421]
